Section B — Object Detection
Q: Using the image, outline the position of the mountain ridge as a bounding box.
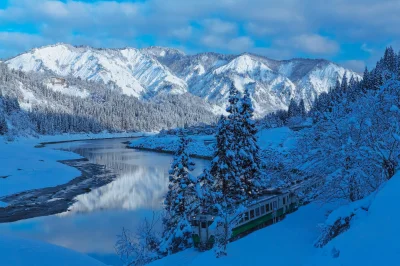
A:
[5,43,361,117]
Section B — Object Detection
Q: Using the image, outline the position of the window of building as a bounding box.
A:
[250,210,255,219]
[201,222,207,228]
[255,207,260,217]
[260,205,265,215]
[244,212,249,221]
[283,197,286,204]
[266,204,270,212]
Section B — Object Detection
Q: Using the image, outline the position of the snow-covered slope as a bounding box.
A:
[149,171,400,266]
[6,44,361,116]
[312,172,400,266]
[0,234,104,266]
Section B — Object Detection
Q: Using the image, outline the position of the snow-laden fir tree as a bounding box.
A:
[287,98,299,118]
[210,115,240,205]
[298,99,306,117]
[160,135,197,255]
[195,169,216,214]
[237,87,262,199]
[0,113,7,135]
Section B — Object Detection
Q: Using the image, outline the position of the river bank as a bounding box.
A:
[0,132,148,222]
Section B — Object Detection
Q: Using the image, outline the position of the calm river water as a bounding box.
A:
[0,138,209,265]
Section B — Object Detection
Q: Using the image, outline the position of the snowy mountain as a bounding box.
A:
[7,44,187,98]
[6,43,361,116]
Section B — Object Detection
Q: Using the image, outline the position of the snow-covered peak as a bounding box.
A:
[141,46,185,58]
[214,54,273,75]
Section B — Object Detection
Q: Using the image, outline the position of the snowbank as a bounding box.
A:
[34,131,151,143]
[0,138,81,198]
[312,172,400,265]
[130,135,215,158]
[0,235,104,266]
[130,127,295,158]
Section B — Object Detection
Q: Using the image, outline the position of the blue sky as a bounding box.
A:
[0,0,399,72]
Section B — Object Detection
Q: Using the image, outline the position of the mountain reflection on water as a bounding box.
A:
[0,138,209,265]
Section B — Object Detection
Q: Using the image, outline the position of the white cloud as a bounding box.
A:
[228,37,254,52]
[361,43,373,54]
[202,35,254,52]
[291,34,339,55]
[341,60,366,73]
[170,26,192,40]
[202,19,237,35]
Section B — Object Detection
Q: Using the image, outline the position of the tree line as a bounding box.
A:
[0,63,217,137]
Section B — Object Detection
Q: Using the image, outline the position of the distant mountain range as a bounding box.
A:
[5,43,361,117]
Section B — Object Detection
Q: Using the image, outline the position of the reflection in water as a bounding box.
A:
[0,138,209,265]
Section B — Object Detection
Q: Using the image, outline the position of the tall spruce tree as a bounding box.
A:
[195,169,215,214]
[362,67,370,92]
[161,135,196,255]
[237,88,262,199]
[0,114,7,135]
[210,115,241,205]
[287,98,298,118]
[224,84,245,201]
[298,99,306,117]
[340,72,348,94]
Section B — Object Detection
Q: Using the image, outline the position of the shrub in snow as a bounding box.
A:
[115,213,161,266]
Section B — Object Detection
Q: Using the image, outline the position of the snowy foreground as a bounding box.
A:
[151,172,400,266]
[0,235,104,266]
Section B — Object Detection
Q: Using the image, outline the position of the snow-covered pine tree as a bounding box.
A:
[210,115,241,205]
[362,67,370,92]
[340,72,348,94]
[237,87,262,199]
[224,84,245,201]
[298,99,306,117]
[160,135,196,255]
[0,113,7,135]
[195,169,216,214]
[287,98,299,118]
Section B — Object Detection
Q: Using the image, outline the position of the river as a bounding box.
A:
[0,138,210,265]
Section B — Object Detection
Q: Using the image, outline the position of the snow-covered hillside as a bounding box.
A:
[0,234,104,266]
[6,44,361,116]
[149,171,400,266]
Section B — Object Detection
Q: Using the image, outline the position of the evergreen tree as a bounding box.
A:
[287,98,298,118]
[298,99,306,117]
[210,115,241,205]
[384,46,396,72]
[340,72,348,94]
[0,113,7,135]
[237,88,262,199]
[161,135,196,255]
[332,78,341,102]
[362,67,370,92]
[195,169,215,214]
